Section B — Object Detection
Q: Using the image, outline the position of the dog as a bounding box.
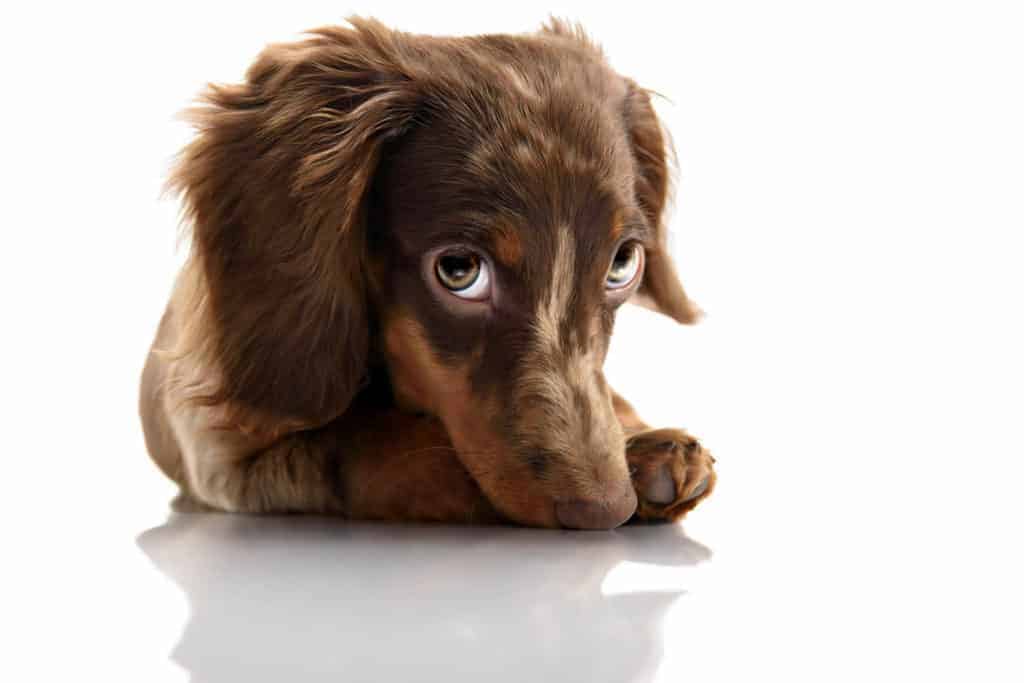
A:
[139,17,716,530]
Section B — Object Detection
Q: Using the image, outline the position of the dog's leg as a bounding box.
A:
[337,410,501,524]
[167,400,348,515]
[612,391,717,522]
[169,399,498,523]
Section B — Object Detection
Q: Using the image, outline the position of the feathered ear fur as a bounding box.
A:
[168,18,418,425]
[623,82,702,324]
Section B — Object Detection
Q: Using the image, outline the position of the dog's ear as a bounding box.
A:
[169,18,418,426]
[623,82,702,324]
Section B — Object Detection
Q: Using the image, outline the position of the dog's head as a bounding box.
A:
[171,18,700,528]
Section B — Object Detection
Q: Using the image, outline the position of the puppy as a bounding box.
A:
[139,18,716,529]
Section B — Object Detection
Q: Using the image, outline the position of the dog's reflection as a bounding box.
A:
[138,514,711,683]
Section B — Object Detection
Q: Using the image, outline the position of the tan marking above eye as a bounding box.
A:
[493,228,523,267]
[609,208,625,241]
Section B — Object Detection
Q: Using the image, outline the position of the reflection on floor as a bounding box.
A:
[139,515,711,683]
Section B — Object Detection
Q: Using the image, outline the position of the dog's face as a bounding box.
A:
[369,76,664,527]
[171,18,699,527]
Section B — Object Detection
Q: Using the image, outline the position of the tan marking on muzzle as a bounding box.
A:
[517,229,629,498]
[383,314,475,417]
[382,313,559,526]
[516,347,627,495]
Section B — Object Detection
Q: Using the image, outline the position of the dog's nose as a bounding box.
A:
[555,485,637,530]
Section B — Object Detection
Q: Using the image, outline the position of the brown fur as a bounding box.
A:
[140,17,715,529]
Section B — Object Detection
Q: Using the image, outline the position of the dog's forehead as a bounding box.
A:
[411,63,640,257]
[455,73,633,200]
[412,42,634,194]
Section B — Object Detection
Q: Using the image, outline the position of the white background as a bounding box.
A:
[2,1,1022,681]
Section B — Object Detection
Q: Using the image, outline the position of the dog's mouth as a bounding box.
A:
[552,484,638,530]
[483,475,637,530]
[422,392,638,529]
[440,418,637,530]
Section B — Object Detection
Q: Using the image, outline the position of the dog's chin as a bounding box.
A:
[493,500,562,529]
[433,400,635,530]
[450,447,636,530]
[483,486,638,530]
[450,454,564,529]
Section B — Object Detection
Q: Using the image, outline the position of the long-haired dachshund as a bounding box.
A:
[140,17,716,529]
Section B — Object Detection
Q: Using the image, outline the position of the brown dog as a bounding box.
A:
[139,17,716,529]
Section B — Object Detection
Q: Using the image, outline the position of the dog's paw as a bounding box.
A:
[626,428,716,523]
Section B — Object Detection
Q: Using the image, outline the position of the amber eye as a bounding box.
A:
[606,242,643,289]
[434,251,491,300]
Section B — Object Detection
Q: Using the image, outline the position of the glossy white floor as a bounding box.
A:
[4,3,1023,682]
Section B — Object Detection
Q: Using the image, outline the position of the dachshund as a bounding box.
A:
[139,17,716,530]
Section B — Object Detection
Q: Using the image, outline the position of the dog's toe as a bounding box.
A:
[642,463,678,504]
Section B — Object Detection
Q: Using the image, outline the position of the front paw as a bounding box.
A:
[626,428,716,523]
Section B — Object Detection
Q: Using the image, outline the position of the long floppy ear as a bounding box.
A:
[169,18,418,426]
[623,81,702,324]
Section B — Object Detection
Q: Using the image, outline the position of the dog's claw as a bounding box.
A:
[683,476,710,502]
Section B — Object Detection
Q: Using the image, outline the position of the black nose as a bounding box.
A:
[555,486,637,530]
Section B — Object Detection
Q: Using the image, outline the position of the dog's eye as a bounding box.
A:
[606,242,643,290]
[435,251,491,300]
